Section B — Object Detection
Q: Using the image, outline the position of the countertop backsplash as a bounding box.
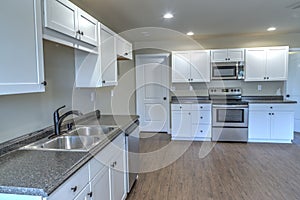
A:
[171,80,285,97]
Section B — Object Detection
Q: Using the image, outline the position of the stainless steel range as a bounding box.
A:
[209,87,248,142]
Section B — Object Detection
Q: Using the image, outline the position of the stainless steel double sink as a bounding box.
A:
[21,125,119,152]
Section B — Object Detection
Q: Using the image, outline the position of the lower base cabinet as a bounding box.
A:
[248,104,295,143]
[171,104,212,141]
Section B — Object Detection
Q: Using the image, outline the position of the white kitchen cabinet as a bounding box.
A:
[245,46,289,81]
[90,167,110,200]
[172,50,210,83]
[211,48,244,62]
[171,104,212,141]
[0,0,45,95]
[248,103,295,143]
[48,165,89,200]
[110,152,126,200]
[116,35,133,60]
[44,0,98,46]
[101,24,118,86]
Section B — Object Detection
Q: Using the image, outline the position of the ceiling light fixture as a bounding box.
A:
[187,32,194,36]
[163,13,173,19]
[267,27,276,31]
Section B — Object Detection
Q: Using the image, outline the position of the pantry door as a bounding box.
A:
[136,54,170,133]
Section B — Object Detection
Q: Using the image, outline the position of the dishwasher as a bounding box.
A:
[125,120,140,193]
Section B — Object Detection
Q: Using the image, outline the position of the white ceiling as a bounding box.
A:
[71,0,300,41]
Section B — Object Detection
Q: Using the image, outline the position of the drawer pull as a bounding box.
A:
[71,186,77,192]
[200,106,203,109]
[200,116,203,119]
[88,192,93,197]
[270,106,273,109]
[200,130,203,133]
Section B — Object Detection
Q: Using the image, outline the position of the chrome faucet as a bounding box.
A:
[53,105,83,135]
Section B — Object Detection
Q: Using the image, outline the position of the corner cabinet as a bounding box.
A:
[245,46,289,81]
[0,0,45,96]
[43,0,98,46]
[116,35,133,60]
[172,50,210,83]
[211,48,244,62]
[248,103,295,143]
[100,24,118,86]
[171,104,212,141]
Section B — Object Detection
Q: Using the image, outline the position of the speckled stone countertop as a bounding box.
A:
[0,114,139,197]
[171,96,211,104]
[171,96,297,104]
[243,96,297,104]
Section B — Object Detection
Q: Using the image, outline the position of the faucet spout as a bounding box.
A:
[53,106,83,135]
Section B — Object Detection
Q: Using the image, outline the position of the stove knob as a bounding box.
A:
[231,89,234,92]
[237,89,240,92]
[234,89,237,92]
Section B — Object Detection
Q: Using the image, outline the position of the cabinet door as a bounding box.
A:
[116,36,133,60]
[227,48,244,61]
[91,167,110,200]
[74,184,90,200]
[0,0,45,95]
[211,50,228,62]
[171,111,192,138]
[110,152,126,200]
[77,8,98,46]
[44,0,78,38]
[172,52,190,82]
[248,111,271,139]
[245,48,266,81]
[271,112,294,140]
[266,47,288,81]
[101,25,117,86]
[190,51,210,82]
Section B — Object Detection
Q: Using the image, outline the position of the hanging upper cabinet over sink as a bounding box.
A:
[44,0,98,47]
[0,0,45,95]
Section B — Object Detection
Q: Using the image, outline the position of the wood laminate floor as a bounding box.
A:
[127,133,300,200]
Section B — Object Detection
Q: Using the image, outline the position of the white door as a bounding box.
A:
[77,8,98,46]
[171,52,190,83]
[245,48,266,81]
[287,49,300,132]
[266,47,288,81]
[44,0,78,38]
[190,50,210,82]
[136,54,170,132]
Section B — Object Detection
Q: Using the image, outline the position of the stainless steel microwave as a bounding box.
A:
[211,62,244,80]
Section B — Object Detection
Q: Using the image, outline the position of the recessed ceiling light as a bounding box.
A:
[187,32,194,36]
[267,27,276,31]
[163,13,173,19]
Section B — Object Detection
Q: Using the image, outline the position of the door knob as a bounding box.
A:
[163,97,167,100]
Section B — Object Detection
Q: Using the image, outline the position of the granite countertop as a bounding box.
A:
[0,114,139,197]
[170,96,297,104]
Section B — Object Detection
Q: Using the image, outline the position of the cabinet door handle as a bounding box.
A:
[87,192,93,197]
[102,80,106,84]
[269,113,271,115]
[71,186,77,192]
[200,130,203,133]
[125,52,129,56]
[81,31,84,36]
[200,106,203,109]
[41,81,47,86]
[179,106,182,109]
[200,116,203,119]
[270,107,273,109]
[272,113,274,115]
[77,30,81,34]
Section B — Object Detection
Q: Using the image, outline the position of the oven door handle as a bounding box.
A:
[213,105,248,108]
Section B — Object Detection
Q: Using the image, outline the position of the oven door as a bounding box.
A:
[212,105,248,127]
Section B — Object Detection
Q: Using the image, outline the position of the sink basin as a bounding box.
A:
[22,136,102,152]
[67,125,119,136]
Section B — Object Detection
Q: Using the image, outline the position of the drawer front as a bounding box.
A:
[48,164,89,200]
[192,124,211,138]
[171,104,192,111]
[191,104,211,111]
[93,134,125,168]
[249,103,295,111]
[192,111,211,124]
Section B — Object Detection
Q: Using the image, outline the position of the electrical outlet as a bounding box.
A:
[257,85,262,91]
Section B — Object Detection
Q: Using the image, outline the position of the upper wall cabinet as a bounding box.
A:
[0,0,45,95]
[245,46,289,81]
[43,0,98,47]
[100,24,118,86]
[116,35,133,60]
[172,50,210,83]
[211,48,244,62]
